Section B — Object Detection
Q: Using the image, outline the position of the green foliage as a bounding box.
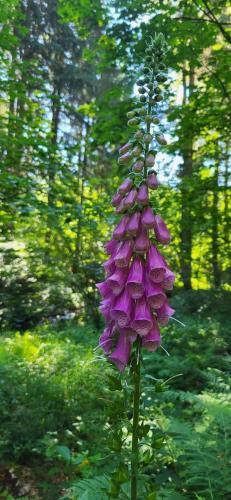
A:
[1,296,230,499]
[61,475,110,500]
[0,0,230,333]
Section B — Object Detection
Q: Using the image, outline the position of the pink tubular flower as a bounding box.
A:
[126,212,141,237]
[115,240,133,268]
[120,327,137,343]
[118,178,133,195]
[99,323,116,353]
[109,331,131,372]
[123,189,137,209]
[107,267,128,296]
[154,215,171,245]
[147,244,166,283]
[116,198,125,214]
[137,184,149,205]
[134,227,150,254]
[162,268,175,290]
[131,296,153,337]
[157,301,175,326]
[104,239,119,255]
[112,192,123,207]
[110,288,132,327]
[126,256,145,299]
[141,206,156,229]
[96,280,111,298]
[103,255,116,275]
[145,274,166,309]
[147,173,158,189]
[100,296,115,322]
[142,319,161,352]
[113,215,130,240]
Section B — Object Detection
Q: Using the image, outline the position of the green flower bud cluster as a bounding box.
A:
[118,34,168,182]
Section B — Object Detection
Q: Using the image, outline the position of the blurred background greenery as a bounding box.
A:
[0,0,230,498]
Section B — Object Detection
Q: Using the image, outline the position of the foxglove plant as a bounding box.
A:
[97,33,174,500]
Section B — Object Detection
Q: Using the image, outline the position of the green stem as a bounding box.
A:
[131,337,142,500]
[144,71,154,179]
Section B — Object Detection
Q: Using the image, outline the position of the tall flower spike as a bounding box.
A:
[98,33,175,371]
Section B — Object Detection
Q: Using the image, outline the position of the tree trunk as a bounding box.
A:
[72,121,89,273]
[211,162,221,287]
[47,83,61,224]
[179,65,194,289]
[223,142,230,255]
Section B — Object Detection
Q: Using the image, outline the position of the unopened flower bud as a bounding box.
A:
[152,116,160,124]
[137,184,149,205]
[137,79,145,86]
[154,214,171,245]
[141,206,156,229]
[138,107,146,116]
[116,198,126,214]
[138,87,146,94]
[145,115,153,123]
[156,74,167,82]
[112,192,123,207]
[143,76,150,84]
[118,178,133,195]
[134,130,144,140]
[127,111,136,119]
[140,95,147,103]
[118,151,133,164]
[146,154,155,167]
[147,173,158,189]
[119,142,131,155]
[126,211,141,236]
[113,215,130,240]
[155,95,163,102]
[143,133,153,144]
[143,67,150,74]
[156,134,167,146]
[133,160,144,173]
[132,145,142,157]
[123,189,137,209]
[134,227,150,254]
[128,117,140,127]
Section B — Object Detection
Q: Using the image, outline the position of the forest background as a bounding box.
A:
[0,0,230,499]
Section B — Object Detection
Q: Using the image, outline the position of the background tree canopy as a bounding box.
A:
[0,1,230,499]
[1,0,230,329]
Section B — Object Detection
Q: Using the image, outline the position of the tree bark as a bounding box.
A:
[211,162,221,287]
[72,121,89,273]
[223,142,230,256]
[47,83,61,222]
[179,66,194,289]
